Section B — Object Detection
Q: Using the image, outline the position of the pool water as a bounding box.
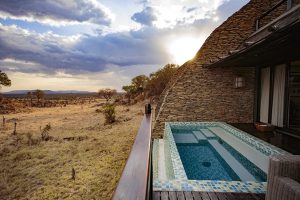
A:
[173,129,267,182]
[177,142,240,181]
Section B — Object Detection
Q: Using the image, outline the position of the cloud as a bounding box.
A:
[0,24,170,75]
[131,7,157,26]
[0,0,250,92]
[131,0,229,28]
[0,0,247,76]
[0,0,114,26]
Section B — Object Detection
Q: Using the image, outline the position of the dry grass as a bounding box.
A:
[0,101,144,200]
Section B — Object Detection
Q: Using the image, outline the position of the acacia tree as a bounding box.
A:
[97,88,117,102]
[131,75,149,94]
[0,70,11,89]
[35,89,45,103]
[122,85,137,104]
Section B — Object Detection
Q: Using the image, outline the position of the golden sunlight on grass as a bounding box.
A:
[0,102,144,200]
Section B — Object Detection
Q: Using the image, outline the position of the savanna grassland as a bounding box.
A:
[0,100,144,200]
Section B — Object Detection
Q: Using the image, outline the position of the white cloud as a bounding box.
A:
[131,0,228,28]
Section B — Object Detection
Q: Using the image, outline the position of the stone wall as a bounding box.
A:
[153,64,255,137]
[153,0,288,137]
[194,0,283,66]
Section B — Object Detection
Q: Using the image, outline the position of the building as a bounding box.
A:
[153,0,300,144]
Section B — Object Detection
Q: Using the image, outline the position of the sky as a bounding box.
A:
[0,0,249,92]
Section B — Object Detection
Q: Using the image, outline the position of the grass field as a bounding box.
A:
[0,101,143,200]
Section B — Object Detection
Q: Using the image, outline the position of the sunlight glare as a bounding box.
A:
[167,36,204,65]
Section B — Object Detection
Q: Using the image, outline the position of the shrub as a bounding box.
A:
[41,123,52,141]
[103,104,116,124]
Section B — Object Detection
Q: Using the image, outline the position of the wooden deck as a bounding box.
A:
[153,191,265,200]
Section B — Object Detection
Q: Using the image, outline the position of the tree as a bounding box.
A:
[145,64,178,96]
[131,75,149,93]
[122,85,137,104]
[97,88,117,102]
[0,70,11,89]
[35,89,45,102]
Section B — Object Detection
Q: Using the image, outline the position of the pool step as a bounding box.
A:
[173,133,198,143]
[208,127,269,173]
[200,129,216,138]
[208,140,256,181]
[192,131,206,140]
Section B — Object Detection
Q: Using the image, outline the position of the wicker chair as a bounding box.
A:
[266,155,300,200]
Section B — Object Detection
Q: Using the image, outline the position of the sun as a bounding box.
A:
[167,36,205,65]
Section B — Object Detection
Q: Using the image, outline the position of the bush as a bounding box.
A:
[41,123,52,141]
[103,104,116,124]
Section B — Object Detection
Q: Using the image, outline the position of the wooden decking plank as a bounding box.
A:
[251,193,265,200]
[177,191,185,200]
[192,191,203,200]
[215,192,228,200]
[208,192,219,200]
[231,193,247,200]
[236,193,255,200]
[200,192,211,200]
[248,193,261,200]
[184,191,194,200]
[169,192,177,200]
[235,192,249,200]
[223,192,237,200]
[161,192,169,200]
[152,191,161,200]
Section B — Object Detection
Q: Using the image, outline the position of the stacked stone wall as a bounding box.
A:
[153,64,255,137]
